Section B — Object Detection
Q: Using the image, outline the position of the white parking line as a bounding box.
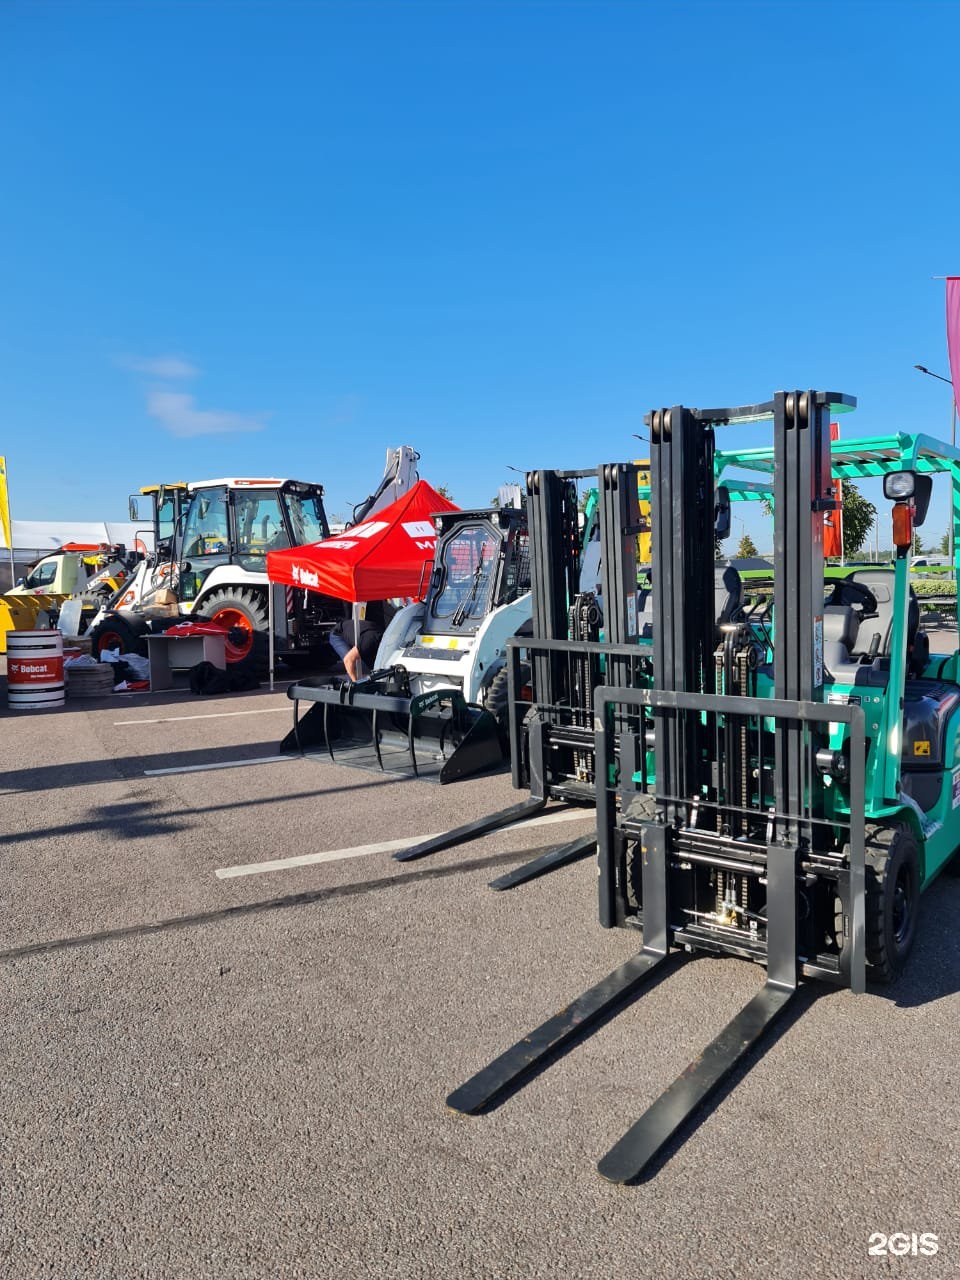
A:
[145,754,294,776]
[214,807,592,878]
[116,708,289,726]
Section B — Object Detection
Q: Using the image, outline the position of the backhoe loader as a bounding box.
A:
[86,448,420,669]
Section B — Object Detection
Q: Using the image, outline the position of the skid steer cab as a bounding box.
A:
[283,506,532,782]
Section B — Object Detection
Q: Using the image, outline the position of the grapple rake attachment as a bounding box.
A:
[281,671,504,784]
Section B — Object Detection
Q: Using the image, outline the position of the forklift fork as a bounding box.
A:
[486,833,596,890]
[597,978,796,1182]
[448,685,865,1183]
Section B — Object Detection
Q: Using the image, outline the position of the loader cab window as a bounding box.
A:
[286,493,328,547]
[430,524,500,631]
[24,559,58,590]
[234,493,289,569]
[182,487,229,559]
[156,493,179,543]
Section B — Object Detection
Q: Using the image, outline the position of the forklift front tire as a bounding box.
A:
[864,823,921,984]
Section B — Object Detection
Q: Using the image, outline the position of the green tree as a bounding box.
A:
[913,530,924,557]
[940,531,951,556]
[435,484,454,500]
[736,532,758,558]
[839,482,876,558]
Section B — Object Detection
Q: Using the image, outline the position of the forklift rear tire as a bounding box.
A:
[864,823,921,984]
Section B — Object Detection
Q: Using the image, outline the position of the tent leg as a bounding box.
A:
[269,587,275,692]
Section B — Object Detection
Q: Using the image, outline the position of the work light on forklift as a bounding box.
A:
[884,469,933,549]
[883,470,918,501]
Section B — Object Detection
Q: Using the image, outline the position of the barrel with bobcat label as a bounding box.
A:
[7,630,65,710]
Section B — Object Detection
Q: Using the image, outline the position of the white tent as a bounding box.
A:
[0,520,153,592]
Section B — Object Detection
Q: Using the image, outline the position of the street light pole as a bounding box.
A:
[914,364,957,574]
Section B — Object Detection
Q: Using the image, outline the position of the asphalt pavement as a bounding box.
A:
[2,676,960,1279]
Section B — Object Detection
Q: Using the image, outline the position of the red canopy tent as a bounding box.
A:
[266,479,459,603]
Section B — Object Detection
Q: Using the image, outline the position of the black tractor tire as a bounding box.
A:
[195,589,270,671]
[482,662,531,748]
[864,822,921,984]
[86,613,149,659]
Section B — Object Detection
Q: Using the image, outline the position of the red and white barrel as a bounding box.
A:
[7,630,65,711]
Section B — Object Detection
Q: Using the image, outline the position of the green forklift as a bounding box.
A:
[446,391,960,1183]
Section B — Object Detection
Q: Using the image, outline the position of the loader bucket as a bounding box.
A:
[281,674,504,783]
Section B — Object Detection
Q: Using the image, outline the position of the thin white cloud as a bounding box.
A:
[329,393,363,427]
[118,353,200,379]
[147,390,266,438]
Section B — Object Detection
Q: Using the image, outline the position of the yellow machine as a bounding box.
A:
[0,594,61,654]
[635,460,652,562]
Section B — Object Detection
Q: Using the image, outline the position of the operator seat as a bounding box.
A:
[822,605,863,682]
[848,568,928,677]
[715,565,745,629]
[623,566,745,643]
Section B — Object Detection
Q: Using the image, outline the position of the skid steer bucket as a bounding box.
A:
[281,672,504,783]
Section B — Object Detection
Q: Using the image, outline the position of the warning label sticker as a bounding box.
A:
[813,616,824,687]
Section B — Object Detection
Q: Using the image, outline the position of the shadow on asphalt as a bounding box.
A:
[0,743,407,794]
[0,798,192,846]
[2,741,511,795]
[0,778,434,846]
[0,844,555,962]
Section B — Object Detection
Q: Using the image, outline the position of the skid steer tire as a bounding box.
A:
[87,613,149,659]
[482,662,531,749]
[864,822,921,984]
[196,589,270,671]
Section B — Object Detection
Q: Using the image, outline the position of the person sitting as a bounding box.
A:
[329,601,388,681]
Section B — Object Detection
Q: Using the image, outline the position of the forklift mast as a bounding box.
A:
[636,394,857,984]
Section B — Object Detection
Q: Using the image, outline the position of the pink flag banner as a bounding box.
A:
[946,277,960,411]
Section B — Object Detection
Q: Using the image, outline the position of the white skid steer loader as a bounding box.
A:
[281,504,536,782]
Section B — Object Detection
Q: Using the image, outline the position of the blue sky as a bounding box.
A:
[2,0,959,548]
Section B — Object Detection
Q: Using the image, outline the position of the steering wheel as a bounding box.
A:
[824,579,878,618]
